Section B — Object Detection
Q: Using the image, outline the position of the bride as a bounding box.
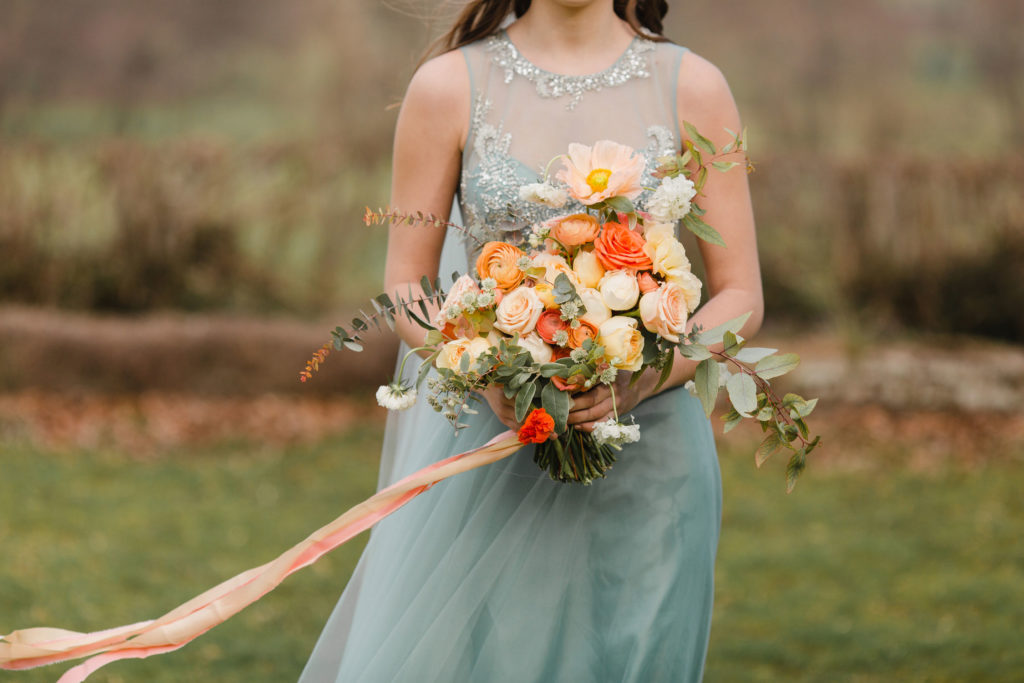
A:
[300,0,761,680]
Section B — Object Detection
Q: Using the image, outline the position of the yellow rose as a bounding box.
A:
[598,316,645,371]
[436,336,491,374]
[572,249,606,289]
[644,232,692,283]
[534,282,558,309]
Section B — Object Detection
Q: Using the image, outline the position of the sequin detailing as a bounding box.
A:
[485,32,654,110]
[460,99,676,257]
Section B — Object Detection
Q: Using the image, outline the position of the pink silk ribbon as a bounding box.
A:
[0,430,523,682]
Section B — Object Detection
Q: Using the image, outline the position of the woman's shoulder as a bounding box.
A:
[673,49,741,133]
[405,48,471,108]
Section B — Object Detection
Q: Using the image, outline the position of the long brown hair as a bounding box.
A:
[423,0,670,61]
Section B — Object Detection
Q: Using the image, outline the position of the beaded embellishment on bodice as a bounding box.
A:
[457,32,687,260]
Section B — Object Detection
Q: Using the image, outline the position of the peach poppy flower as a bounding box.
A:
[556,140,646,206]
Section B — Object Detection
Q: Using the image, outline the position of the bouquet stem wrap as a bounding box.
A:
[0,431,523,682]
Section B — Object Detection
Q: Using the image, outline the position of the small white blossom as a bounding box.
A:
[648,175,697,223]
[517,256,533,271]
[592,418,642,450]
[570,347,589,363]
[519,182,569,208]
[599,367,619,384]
[477,291,495,307]
[376,383,417,411]
[445,304,463,320]
[481,277,497,291]
[553,330,570,347]
[560,301,580,320]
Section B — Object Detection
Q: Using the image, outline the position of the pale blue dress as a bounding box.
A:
[299,32,722,683]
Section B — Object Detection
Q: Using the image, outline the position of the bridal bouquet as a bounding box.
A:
[307,126,820,490]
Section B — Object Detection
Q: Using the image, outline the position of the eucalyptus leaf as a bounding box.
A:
[696,312,752,346]
[722,331,746,357]
[755,353,800,380]
[734,347,777,364]
[694,358,719,417]
[682,214,727,248]
[786,451,807,494]
[604,195,636,214]
[726,372,758,417]
[677,343,712,361]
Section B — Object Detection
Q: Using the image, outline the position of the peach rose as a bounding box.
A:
[567,319,599,349]
[435,336,491,374]
[550,213,601,247]
[594,222,654,272]
[536,309,569,345]
[571,249,606,288]
[598,316,645,371]
[638,282,689,343]
[493,286,544,335]
[476,241,526,292]
[556,140,646,206]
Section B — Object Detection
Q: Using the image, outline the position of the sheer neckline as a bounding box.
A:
[485,30,654,110]
[496,29,642,79]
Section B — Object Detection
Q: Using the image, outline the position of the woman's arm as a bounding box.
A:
[568,52,763,430]
[384,50,470,350]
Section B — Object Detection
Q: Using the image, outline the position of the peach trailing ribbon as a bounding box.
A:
[0,430,523,682]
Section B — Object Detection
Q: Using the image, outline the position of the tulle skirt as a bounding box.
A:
[298,360,722,683]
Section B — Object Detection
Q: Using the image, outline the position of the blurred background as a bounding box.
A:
[1,0,1022,680]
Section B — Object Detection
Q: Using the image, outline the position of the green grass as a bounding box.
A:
[2,431,1022,682]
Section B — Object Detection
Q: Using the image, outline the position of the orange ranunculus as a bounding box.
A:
[567,320,598,349]
[518,408,556,444]
[550,213,601,247]
[594,222,654,272]
[476,241,526,292]
[556,140,646,206]
[536,309,569,345]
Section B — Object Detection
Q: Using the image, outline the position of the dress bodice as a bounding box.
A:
[458,31,688,260]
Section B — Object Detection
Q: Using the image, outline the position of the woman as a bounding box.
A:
[300,0,761,680]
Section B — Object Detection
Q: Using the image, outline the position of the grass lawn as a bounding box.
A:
[1,426,1022,682]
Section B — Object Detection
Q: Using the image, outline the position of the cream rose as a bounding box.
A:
[516,332,554,364]
[436,336,491,373]
[598,316,645,371]
[572,249,606,289]
[598,269,640,311]
[638,282,689,343]
[644,232,692,283]
[577,287,611,327]
[493,286,544,335]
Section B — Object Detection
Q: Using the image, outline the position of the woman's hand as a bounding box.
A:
[480,385,519,431]
[566,370,661,432]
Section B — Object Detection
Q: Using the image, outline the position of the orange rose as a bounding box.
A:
[536,309,569,345]
[567,320,599,349]
[476,241,526,292]
[594,222,654,272]
[552,373,588,393]
[550,213,601,247]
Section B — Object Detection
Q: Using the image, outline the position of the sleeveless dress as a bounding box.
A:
[299,32,722,683]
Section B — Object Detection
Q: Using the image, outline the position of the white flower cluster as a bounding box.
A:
[375,383,418,411]
[648,175,697,223]
[519,182,568,209]
[592,418,641,450]
[527,222,552,249]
